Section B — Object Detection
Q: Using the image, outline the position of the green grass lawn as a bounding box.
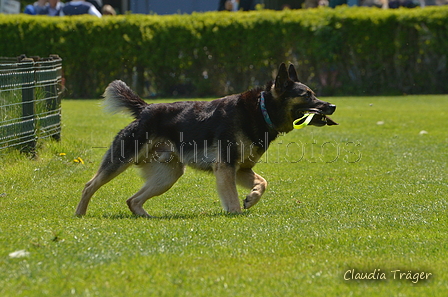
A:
[0,95,447,296]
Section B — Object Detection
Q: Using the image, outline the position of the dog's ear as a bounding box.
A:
[288,64,300,82]
[274,63,292,94]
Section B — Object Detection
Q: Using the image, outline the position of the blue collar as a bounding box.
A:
[259,91,276,130]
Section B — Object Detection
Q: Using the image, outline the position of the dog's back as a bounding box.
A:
[103,81,267,171]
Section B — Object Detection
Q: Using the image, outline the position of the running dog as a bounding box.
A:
[75,63,337,217]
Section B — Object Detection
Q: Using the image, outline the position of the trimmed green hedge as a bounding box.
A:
[1,7,448,98]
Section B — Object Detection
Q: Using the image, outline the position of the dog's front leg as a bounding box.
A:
[236,168,267,209]
[213,163,241,213]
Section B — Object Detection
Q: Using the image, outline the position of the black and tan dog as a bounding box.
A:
[76,63,337,217]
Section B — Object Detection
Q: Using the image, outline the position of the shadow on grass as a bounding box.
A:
[99,210,253,221]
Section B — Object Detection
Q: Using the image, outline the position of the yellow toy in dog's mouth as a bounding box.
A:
[293,109,339,129]
[293,113,314,129]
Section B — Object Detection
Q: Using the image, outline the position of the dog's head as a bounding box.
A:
[272,63,337,129]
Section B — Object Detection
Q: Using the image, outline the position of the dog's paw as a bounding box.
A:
[243,194,260,209]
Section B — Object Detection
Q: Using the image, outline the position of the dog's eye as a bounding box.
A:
[303,91,312,100]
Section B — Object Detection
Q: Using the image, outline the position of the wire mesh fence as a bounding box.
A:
[0,55,63,153]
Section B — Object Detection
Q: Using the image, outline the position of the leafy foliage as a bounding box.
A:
[1,7,448,97]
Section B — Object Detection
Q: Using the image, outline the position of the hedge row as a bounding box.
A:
[1,7,448,98]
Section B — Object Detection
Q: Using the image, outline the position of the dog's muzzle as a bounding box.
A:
[326,104,337,115]
[296,106,338,126]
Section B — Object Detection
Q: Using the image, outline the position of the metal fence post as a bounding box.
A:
[19,58,36,154]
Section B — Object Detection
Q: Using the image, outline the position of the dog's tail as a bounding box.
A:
[103,80,148,119]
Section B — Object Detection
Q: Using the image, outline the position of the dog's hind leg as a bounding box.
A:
[236,168,267,209]
[77,121,150,216]
[213,163,241,213]
[76,151,131,216]
[126,162,184,217]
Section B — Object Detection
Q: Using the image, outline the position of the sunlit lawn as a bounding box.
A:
[0,95,447,296]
